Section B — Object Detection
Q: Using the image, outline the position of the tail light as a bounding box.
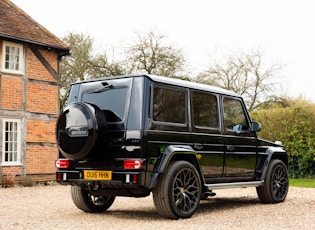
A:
[55,159,70,168]
[124,159,143,169]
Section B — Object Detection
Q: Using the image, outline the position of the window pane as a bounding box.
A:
[3,44,21,71]
[3,120,20,163]
[5,52,10,69]
[13,47,20,70]
[192,91,218,128]
[223,98,249,130]
[82,87,128,122]
[153,87,186,123]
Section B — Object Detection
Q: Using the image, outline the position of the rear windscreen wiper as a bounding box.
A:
[87,82,114,93]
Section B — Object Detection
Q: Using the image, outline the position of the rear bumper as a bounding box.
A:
[56,169,150,197]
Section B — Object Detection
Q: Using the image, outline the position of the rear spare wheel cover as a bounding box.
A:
[57,102,97,160]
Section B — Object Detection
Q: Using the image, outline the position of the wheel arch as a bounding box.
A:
[271,151,288,167]
[260,146,288,181]
[148,145,204,189]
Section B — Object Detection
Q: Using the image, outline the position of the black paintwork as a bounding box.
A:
[56,74,287,197]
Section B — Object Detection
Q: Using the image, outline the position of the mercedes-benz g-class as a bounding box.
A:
[56,74,289,219]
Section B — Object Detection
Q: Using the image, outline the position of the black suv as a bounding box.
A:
[56,74,289,219]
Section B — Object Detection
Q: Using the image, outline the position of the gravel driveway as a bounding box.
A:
[0,184,314,230]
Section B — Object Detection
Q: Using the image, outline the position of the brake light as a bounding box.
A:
[124,159,143,169]
[56,159,70,168]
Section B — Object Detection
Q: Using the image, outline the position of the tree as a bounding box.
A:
[58,30,200,109]
[196,49,284,111]
[59,33,125,109]
[59,33,95,109]
[124,30,188,79]
[88,52,126,79]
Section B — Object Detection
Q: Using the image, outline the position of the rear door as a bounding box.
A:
[191,90,224,182]
[222,96,257,181]
[146,83,191,159]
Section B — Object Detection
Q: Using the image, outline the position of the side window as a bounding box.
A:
[1,41,24,74]
[192,91,218,128]
[223,97,249,131]
[152,86,186,124]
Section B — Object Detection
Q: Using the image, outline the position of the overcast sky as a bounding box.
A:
[11,0,315,102]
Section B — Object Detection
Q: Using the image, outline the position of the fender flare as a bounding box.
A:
[260,146,288,181]
[148,145,199,189]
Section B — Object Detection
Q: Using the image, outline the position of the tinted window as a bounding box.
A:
[192,91,218,128]
[82,87,128,122]
[223,97,249,131]
[153,87,186,124]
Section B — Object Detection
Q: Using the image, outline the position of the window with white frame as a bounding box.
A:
[1,41,24,74]
[2,119,21,165]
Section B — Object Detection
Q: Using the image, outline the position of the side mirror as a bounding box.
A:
[251,121,261,132]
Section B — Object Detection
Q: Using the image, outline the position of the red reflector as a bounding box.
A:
[56,159,70,168]
[124,159,143,169]
[132,174,137,183]
[57,172,61,180]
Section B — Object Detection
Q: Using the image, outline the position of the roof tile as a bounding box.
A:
[0,0,69,52]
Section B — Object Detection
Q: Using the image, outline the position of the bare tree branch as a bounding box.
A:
[196,49,284,111]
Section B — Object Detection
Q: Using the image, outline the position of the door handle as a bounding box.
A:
[194,143,203,150]
[226,145,235,151]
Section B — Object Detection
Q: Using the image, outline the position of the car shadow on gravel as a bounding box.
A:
[93,208,161,220]
[197,196,260,214]
[80,196,261,220]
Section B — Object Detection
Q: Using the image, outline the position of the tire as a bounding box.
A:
[256,159,289,203]
[152,161,201,219]
[71,186,115,212]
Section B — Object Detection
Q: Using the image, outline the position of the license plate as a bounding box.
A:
[83,170,112,180]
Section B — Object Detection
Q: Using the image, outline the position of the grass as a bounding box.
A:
[289,178,315,188]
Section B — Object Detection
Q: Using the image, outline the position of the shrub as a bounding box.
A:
[20,176,36,187]
[251,99,315,178]
[0,172,16,188]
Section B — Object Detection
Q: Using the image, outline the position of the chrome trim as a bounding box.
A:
[205,181,264,189]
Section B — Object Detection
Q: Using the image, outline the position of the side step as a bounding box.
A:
[205,181,264,190]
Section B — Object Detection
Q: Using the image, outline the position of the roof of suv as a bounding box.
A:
[72,74,240,97]
[147,74,240,97]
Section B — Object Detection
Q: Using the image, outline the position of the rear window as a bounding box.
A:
[81,79,131,122]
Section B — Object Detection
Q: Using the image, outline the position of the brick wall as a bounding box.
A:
[27,49,58,82]
[2,166,22,175]
[26,145,57,174]
[26,82,58,114]
[0,75,23,110]
[1,42,60,178]
[26,119,56,143]
[25,47,59,176]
